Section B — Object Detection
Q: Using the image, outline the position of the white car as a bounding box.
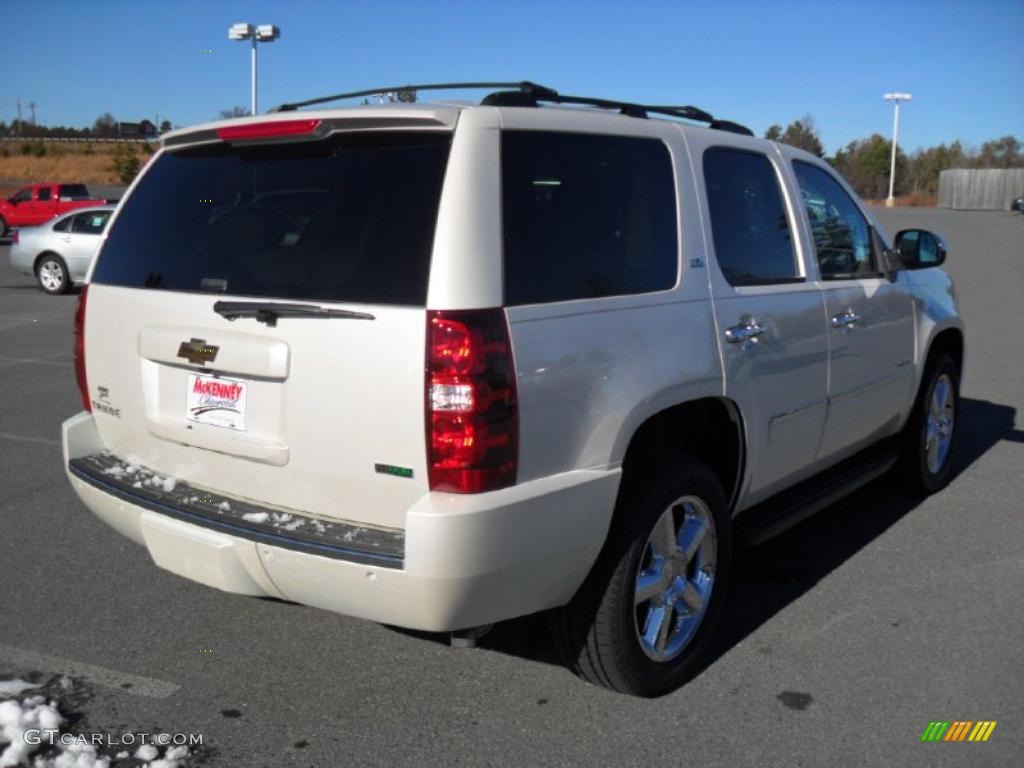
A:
[62,82,964,696]
[9,205,115,294]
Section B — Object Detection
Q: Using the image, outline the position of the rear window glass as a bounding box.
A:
[92,132,452,305]
[502,131,678,305]
[58,184,90,200]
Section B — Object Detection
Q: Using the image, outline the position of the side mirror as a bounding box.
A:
[894,229,947,270]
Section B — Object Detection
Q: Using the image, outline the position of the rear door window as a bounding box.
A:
[702,148,799,285]
[501,131,678,305]
[37,187,52,202]
[92,132,452,306]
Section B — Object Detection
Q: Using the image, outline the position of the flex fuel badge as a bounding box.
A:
[375,463,413,479]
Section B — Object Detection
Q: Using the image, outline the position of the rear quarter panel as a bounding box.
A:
[497,114,723,480]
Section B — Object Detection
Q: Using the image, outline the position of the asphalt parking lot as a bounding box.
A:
[1,208,1021,767]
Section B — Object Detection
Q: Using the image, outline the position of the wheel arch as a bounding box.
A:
[616,397,746,513]
[34,250,67,272]
[926,326,964,376]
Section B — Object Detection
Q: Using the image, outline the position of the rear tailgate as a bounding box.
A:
[81,122,454,529]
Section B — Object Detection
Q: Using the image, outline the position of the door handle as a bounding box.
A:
[61,236,72,243]
[831,309,860,328]
[725,321,766,344]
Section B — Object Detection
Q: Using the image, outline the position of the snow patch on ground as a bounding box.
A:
[135,744,158,761]
[0,695,65,767]
[0,680,40,697]
[0,685,190,768]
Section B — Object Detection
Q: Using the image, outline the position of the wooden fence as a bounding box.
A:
[938,168,1024,210]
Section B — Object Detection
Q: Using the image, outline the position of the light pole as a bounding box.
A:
[228,23,280,115]
[883,92,912,207]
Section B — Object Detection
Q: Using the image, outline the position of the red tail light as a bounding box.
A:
[427,309,518,493]
[217,119,323,141]
[74,286,91,412]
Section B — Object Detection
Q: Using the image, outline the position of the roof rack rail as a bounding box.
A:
[269,81,754,136]
[270,81,557,113]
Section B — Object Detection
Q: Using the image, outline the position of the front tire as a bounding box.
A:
[36,254,70,295]
[550,457,731,697]
[900,353,959,494]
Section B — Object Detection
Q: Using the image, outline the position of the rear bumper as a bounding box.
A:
[8,245,33,276]
[63,412,620,631]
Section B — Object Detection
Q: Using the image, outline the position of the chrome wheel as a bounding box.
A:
[633,496,717,663]
[925,373,955,474]
[39,260,65,292]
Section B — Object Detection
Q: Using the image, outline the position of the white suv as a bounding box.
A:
[63,82,964,696]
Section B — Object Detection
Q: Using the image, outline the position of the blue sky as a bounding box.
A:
[4,0,1022,153]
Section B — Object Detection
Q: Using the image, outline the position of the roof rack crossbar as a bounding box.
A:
[271,81,557,113]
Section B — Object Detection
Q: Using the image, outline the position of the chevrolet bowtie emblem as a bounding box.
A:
[177,338,219,365]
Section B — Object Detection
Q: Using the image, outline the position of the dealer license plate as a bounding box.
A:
[185,373,248,431]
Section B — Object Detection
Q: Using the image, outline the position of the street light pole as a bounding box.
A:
[251,36,258,115]
[229,23,280,115]
[884,92,912,207]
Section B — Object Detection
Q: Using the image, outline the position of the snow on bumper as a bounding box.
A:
[62,412,620,631]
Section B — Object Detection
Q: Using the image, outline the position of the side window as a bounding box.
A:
[703,148,799,285]
[11,188,31,203]
[71,212,110,234]
[502,131,678,305]
[53,216,72,232]
[792,161,878,279]
[37,187,52,201]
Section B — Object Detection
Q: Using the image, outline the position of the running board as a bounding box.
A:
[734,442,899,546]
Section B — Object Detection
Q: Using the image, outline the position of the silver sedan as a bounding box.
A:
[8,205,115,294]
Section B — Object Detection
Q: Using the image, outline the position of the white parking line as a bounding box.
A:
[0,432,59,446]
[0,643,180,699]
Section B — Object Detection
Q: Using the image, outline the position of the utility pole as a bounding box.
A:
[883,92,912,207]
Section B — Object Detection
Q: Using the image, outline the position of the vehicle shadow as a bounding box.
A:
[389,397,1021,673]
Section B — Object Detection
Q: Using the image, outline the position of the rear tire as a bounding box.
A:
[36,254,70,295]
[899,353,959,494]
[549,456,731,697]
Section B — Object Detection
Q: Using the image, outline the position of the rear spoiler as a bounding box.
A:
[162,115,453,148]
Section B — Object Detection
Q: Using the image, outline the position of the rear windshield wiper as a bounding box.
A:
[213,301,375,326]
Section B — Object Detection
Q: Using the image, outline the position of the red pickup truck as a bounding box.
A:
[0,183,108,236]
